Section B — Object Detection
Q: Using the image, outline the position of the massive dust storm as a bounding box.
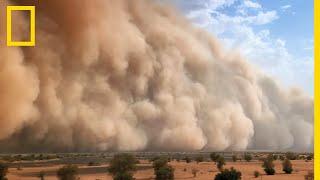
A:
[0,0,313,152]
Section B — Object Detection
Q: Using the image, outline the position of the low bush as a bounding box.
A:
[155,166,174,180]
[214,167,241,180]
[244,153,252,162]
[210,153,220,163]
[254,171,260,178]
[57,165,79,180]
[216,156,225,171]
[153,157,169,171]
[152,156,174,180]
[114,172,134,180]
[282,159,293,174]
[262,158,275,175]
[108,154,137,180]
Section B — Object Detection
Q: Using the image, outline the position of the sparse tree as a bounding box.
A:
[155,166,174,180]
[214,167,241,180]
[282,159,293,174]
[57,165,79,180]
[279,155,285,161]
[153,157,169,171]
[244,153,252,162]
[262,158,275,175]
[210,153,220,163]
[114,172,134,180]
[216,156,225,171]
[108,154,137,180]
[153,157,174,180]
[0,163,8,180]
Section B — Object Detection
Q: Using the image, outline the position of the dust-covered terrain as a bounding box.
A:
[1,152,314,180]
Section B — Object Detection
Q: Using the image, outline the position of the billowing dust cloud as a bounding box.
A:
[0,0,313,152]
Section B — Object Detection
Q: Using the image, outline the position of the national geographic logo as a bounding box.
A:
[6,5,35,47]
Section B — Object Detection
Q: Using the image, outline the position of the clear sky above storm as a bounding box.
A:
[167,0,314,95]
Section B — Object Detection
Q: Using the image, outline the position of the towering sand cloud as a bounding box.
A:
[0,0,313,152]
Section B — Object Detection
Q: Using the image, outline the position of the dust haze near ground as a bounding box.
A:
[0,0,313,152]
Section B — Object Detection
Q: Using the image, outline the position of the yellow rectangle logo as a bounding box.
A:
[7,6,36,47]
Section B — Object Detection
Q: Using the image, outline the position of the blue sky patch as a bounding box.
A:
[166,0,314,95]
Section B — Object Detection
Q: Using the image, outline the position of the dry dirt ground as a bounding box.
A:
[6,160,313,180]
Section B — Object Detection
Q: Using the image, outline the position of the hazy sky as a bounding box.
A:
[167,0,314,95]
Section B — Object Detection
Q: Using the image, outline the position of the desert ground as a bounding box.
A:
[2,152,313,180]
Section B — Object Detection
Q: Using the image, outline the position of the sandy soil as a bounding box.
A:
[6,160,313,180]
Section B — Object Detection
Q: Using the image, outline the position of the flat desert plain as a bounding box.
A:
[6,160,313,180]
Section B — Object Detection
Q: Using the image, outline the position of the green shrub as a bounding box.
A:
[114,172,134,180]
[282,159,293,174]
[254,171,260,178]
[152,156,174,180]
[216,156,226,171]
[210,153,220,163]
[262,158,275,175]
[108,154,137,180]
[57,165,78,180]
[244,154,252,162]
[153,157,169,171]
[214,167,241,180]
[155,166,174,180]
